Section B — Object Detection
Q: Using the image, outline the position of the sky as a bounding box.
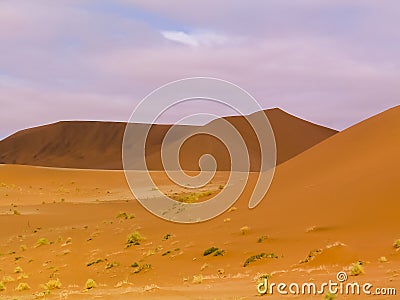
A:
[1,0,399,139]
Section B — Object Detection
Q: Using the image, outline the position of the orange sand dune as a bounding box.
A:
[0,108,336,170]
[0,106,398,299]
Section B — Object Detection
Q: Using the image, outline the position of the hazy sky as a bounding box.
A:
[1,0,399,139]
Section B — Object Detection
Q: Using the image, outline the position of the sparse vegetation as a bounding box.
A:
[240,226,250,235]
[218,184,224,190]
[244,252,278,267]
[132,263,152,274]
[192,274,203,284]
[0,282,5,292]
[2,276,14,283]
[131,262,139,268]
[394,239,400,249]
[223,218,231,223]
[203,246,219,256]
[16,282,30,291]
[350,261,364,276]
[117,212,135,220]
[105,262,119,270]
[378,256,388,263]
[14,266,23,274]
[36,237,49,246]
[177,191,212,203]
[162,250,171,256]
[45,278,62,290]
[257,235,268,243]
[213,249,225,256]
[324,292,336,300]
[20,244,27,251]
[228,206,237,212]
[85,279,97,290]
[87,259,104,267]
[163,233,172,240]
[126,231,145,247]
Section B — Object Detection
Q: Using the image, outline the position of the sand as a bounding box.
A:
[0,106,398,299]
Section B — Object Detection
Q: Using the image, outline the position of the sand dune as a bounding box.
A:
[0,106,398,299]
[0,108,336,170]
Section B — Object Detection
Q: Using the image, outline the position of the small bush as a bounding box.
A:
[213,249,225,256]
[45,278,62,290]
[228,206,237,212]
[244,252,278,267]
[218,185,224,190]
[105,262,119,270]
[16,282,30,291]
[132,263,152,274]
[2,276,14,283]
[393,239,400,249]
[203,247,219,256]
[378,256,388,263]
[350,261,364,276]
[86,259,104,267]
[240,226,250,235]
[20,244,27,251]
[14,266,23,274]
[177,191,212,203]
[324,292,336,300]
[0,282,5,291]
[162,250,171,256]
[126,231,145,247]
[192,274,203,284]
[116,212,135,220]
[131,262,139,268]
[162,233,172,240]
[257,235,268,243]
[36,238,49,247]
[85,279,97,290]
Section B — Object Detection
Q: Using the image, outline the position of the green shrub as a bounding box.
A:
[86,259,104,267]
[203,247,219,256]
[126,231,145,247]
[162,233,172,240]
[14,266,23,273]
[105,262,119,270]
[324,292,336,300]
[132,263,152,274]
[131,262,139,268]
[45,278,62,290]
[116,212,135,220]
[15,282,30,291]
[213,249,225,256]
[350,261,364,276]
[85,279,97,290]
[162,250,171,256]
[244,252,278,267]
[36,238,49,246]
[0,282,5,291]
[257,235,268,243]
[393,239,400,249]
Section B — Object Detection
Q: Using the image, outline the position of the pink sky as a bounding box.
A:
[1,0,399,138]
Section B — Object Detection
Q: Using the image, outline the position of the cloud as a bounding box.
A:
[161,30,229,47]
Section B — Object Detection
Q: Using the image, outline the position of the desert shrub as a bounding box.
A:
[203,247,219,256]
[162,250,171,256]
[86,259,104,267]
[131,262,139,268]
[116,212,135,220]
[177,191,212,203]
[240,226,250,235]
[20,244,27,251]
[126,231,145,247]
[36,238,49,246]
[324,292,336,300]
[394,239,400,249]
[378,256,388,263]
[257,235,268,243]
[132,263,152,274]
[85,279,97,290]
[0,282,5,291]
[45,278,62,290]
[213,249,225,256]
[105,262,119,270]
[218,185,224,190]
[228,206,237,212]
[2,276,14,283]
[162,233,172,240]
[15,282,30,291]
[192,274,203,284]
[350,261,364,276]
[223,218,231,223]
[14,266,23,273]
[244,252,278,267]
